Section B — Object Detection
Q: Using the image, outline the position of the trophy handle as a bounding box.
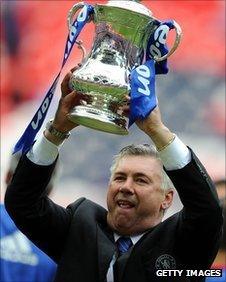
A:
[154,20,182,62]
[67,2,91,61]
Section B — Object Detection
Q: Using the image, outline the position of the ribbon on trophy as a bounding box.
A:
[129,20,176,126]
[13,4,94,154]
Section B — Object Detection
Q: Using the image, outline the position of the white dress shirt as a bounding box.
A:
[26,133,191,282]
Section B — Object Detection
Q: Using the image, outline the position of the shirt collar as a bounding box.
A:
[114,233,144,245]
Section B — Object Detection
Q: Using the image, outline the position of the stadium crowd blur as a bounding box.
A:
[1,0,225,277]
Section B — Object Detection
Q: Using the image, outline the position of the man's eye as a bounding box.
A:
[136,178,147,184]
[114,176,125,181]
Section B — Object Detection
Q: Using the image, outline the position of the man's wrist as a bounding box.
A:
[157,134,176,152]
[146,125,175,151]
[45,120,71,146]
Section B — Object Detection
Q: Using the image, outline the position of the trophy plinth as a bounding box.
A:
[68,105,128,135]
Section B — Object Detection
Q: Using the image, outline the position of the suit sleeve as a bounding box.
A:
[4,155,85,262]
[166,148,223,268]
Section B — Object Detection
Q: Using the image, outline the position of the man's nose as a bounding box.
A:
[119,179,134,194]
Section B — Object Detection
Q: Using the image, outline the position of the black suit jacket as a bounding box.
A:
[5,149,223,282]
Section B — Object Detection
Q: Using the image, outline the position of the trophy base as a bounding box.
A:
[67,106,129,135]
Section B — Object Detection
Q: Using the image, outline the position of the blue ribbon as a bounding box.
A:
[13,4,94,154]
[129,60,156,126]
[129,20,176,126]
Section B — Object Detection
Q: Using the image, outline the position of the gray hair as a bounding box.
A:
[110,144,172,191]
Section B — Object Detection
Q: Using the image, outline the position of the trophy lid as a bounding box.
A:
[106,0,152,17]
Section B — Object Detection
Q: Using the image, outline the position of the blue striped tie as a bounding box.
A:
[116,236,133,256]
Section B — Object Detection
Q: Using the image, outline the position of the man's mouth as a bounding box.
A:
[117,200,135,209]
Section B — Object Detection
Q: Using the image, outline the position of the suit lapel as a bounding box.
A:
[97,223,116,282]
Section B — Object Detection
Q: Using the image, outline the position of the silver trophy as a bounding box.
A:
[67,0,182,135]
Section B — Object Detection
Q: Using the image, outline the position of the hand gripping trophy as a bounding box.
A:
[67,0,182,135]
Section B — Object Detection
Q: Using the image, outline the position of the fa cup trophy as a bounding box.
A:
[67,0,182,135]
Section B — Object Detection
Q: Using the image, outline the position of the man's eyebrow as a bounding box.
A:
[134,172,151,179]
[113,172,126,176]
[114,171,151,179]
[133,172,147,176]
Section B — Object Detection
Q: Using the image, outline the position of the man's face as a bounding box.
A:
[107,155,171,235]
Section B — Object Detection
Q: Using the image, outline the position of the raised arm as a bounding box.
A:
[4,71,84,262]
[136,105,223,267]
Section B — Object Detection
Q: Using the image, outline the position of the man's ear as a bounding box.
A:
[161,189,174,210]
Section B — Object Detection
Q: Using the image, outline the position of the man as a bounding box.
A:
[5,71,223,282]
[1,153,57,282]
